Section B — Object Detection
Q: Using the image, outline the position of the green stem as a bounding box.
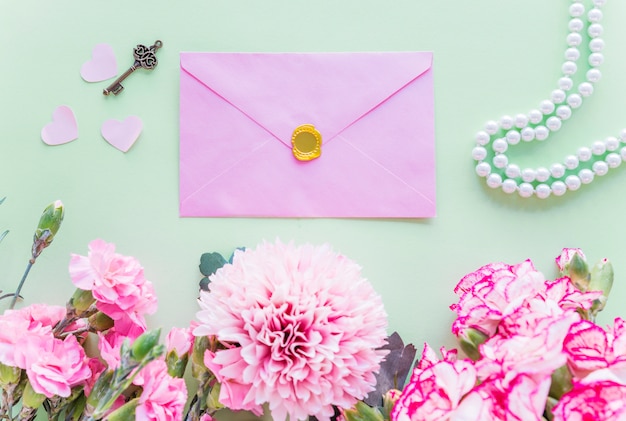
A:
[9,259,34,309]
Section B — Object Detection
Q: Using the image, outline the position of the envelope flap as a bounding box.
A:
[180,52,432,146]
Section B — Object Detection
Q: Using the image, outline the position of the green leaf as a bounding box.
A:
[0,230,7,243]
[199,252,227,277]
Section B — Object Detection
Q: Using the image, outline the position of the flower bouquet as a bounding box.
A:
[392,248,619,421]
[1,201,405,421]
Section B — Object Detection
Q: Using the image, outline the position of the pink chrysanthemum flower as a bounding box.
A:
[194,241,388,421]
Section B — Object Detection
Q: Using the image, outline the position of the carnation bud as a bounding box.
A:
[166,350,189,378]
[0,363,21,385]
[459,327,487,361]
[382,389,402,419]
[70,288,96,315]
[568,252,590,292]
[31,200,64,260]
[207,382,224,411]
[88,311,114,332]
[342,401,384,421]
[130,329,162,361]
[589,258,614,314]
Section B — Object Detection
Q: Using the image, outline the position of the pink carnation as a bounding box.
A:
[13,334,91,398]
[0,304,65,367]
[552,380,626,420]
[69,239,157,331]
[564,318,626,380]
[132,359,187,421]
[194,241,388,421]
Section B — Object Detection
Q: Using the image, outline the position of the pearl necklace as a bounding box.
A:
[472,0,625,199]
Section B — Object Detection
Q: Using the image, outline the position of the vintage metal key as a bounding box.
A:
[103,40,162,96]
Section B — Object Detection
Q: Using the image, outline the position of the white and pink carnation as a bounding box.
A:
[564,317,626,380]
[194,241,388,421]
[552,380,626,420]
[69,239,157,331]
[450,260,546,339]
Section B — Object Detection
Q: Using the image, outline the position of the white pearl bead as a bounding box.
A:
[568,18,584,32]
[492,138,508,153]
[607,153,621,168]
[578,146,592,161]
[546,116,562,132]
[592,140,606,155]
[593,161,609,176]
[518,183,534,198]
[569,3,585,17]
[521,127,535,142]
[589,53,604,67]
[588,23,603,38]
[528,109,543,124]
[564,155,579,170]
[567,93,583,109]
[589,38,605,53]
[558,77,574,91]
[540,100,556,115]
[535,126,549,141]
[565,175,582,191]
[551,181,567,196]
[592,0,606,7]
[586,68,602,83]
[485,120,499,135]
[486,173,503,188]
[514,114,529,129]
[493,154,508,168]
[579,82,594,97]
[620,129,626,142]
[476,131,490,146]
[579,168,594,184]
[565,48,580,62]
[476,162,491,177]
[588,8,603,23]
[556,105,572,120]
[551,163,566,179]
[567,33,583,47]
[502,179,517,194]
[551,89,566,104]
[605,136,619,151]
[536,167,551,182]
[621,146,626,161]
[500,115,514,130]
[506,130,521,145]
[472,146,487,161]
[505,164,521,179]
[561,62,577,77]
[521,168,536,183]
[535,184,551,199]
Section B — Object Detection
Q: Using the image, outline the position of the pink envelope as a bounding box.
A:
[179,52,435,218]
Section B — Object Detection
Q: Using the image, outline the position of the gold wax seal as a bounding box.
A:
[291,124,322,161]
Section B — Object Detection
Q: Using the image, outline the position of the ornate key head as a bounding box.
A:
[133,40,162,70]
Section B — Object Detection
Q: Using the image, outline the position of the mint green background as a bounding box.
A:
[2,0,626,366]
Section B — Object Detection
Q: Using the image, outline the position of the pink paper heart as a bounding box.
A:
[101,116,143,152]
[80,43,117,82]
[41,105,79,146]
